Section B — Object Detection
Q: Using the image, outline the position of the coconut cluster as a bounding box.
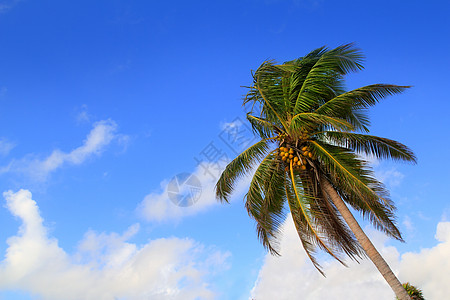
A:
[277,145,312,172]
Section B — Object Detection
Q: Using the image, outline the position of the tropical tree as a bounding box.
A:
[215,44,415,300]
[397,283,426,300]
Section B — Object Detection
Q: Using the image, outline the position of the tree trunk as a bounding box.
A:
[320,177,410,300]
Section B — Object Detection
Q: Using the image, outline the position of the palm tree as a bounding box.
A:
[215,44,415,300]
[397,283,425,300]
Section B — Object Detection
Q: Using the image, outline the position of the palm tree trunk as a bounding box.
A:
[320,177,410,300]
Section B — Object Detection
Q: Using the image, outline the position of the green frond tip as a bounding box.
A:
[245,153,287,255]
[293,43,365,115]
[315,84,411,116]
[247,114,281,139]
[322,43,365,74]
[290,113,355,132]
[215,139,273,203]
[324,132,417,163]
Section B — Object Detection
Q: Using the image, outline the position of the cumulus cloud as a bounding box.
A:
[137,162,251,222]
[0,189,229,300]
[1,119,127,181]
[250,215,450,300]
[398,222,450,300]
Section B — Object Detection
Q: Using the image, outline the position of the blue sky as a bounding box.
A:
[0,0,449,299]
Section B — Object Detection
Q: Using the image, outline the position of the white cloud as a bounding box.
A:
[0,189,229,300]
[357,156,406,189]
[137,162,251,222]
[1,119,127,181]
[0,138,15,156]
[376,167,405,188]
[220,117,245,131]
[250,215,450,300]
[402,215,414,232]
[398,222,450,300]
[138,115,261,222]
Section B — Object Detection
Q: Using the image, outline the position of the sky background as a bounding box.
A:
[0,0,449,299]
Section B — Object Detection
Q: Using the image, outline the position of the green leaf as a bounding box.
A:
[324,131,417,163]
[290,113,355,133]
[315,84,410,116]
[245,153,287,255]
[215,139,273,203]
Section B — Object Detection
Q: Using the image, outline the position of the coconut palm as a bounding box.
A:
[215,44,415,300]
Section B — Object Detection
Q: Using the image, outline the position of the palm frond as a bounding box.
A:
[298,169,366,262]
[215,139,273,202]
[245,61,290,130]
[310,140,386,204]
[310,141,403,240]
[340,189,403,241]
[287,162,346,265]
[245,153,287,255]
[348,109,371,132]
[284,178,325,276]
[324,43,365,74]
[293,43,364,114]
[283,46,328,110]
[290,113,355,133]
[324,132,417,163]
[247,114,281,139]
[315,84,410,117]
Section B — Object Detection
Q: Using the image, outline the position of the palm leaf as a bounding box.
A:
[215,139,273,202]
[315,84,410,117]
[297,168,366,262]
[245,153,287,254]
[324,132,417,163]
[284,178,325,276]
[287,162,346,265]
[310,141,403,240]
[293,43,364,114]
[246,114,281,139]
[290,113,355,133]
[245,61,290,130]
